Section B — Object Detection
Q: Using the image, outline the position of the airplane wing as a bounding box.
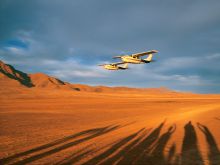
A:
[131,50,158,58]
[112,62,126,65]
[112,56,122,59]
[98,62,125,66]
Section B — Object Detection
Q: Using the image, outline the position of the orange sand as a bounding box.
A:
[0,89,220,165]
[1,60,220,165]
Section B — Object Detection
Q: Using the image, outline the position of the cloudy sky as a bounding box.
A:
[1,0,220,93]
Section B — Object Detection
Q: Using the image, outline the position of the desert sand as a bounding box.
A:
[1,60,220,165]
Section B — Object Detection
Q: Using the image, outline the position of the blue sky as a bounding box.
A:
[0,0,220,93]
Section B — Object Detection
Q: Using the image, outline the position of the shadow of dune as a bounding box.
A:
[82,128,145,165]
[197,123,220,165]
[181,121,204,165]
[0,125,120,165]
[0,65,33,87]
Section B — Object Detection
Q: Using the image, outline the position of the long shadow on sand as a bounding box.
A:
[2,121,220,165]
[197,123,220,165]
[66,121,219,165]
[181,121,204,165]
[82,128,146,165]
[77,121,168,165]
[118,121,166,165]
[136,124,176,165]
[0,125,120,165]
[58,148,95,165]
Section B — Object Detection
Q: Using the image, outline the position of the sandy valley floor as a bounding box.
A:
[1,90,220,165]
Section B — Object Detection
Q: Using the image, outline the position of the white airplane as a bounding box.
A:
[113,50,158,64]
[98,62,128,70]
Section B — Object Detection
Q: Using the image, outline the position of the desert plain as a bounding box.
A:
[1,61,220,165]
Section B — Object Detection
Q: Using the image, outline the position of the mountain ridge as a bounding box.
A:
[0,60,176,93]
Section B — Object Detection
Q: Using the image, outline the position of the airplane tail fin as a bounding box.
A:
[144,54,153,62]
[123,63,128,68]
[119,63,128,69]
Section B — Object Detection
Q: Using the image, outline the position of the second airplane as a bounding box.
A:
[99,50,158,70]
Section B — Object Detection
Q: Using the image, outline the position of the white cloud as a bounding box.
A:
[5,46,27,55]
[52,70,104,78]
[155,53,220,72]
[205,53,220,60]
[37,59,108,79]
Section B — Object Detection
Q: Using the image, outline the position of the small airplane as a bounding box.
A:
[98,62,128,70]
[113,50,158,64]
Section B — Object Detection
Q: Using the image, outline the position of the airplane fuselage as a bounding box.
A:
[121,56,149,64]
[104,64,119,70]
[103,64,127,70]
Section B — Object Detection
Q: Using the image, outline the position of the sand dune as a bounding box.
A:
[1,60,220,165]
[0,60,179,94]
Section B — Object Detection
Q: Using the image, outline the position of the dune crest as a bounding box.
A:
[0,60,33,87]
[0,60,177,94]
